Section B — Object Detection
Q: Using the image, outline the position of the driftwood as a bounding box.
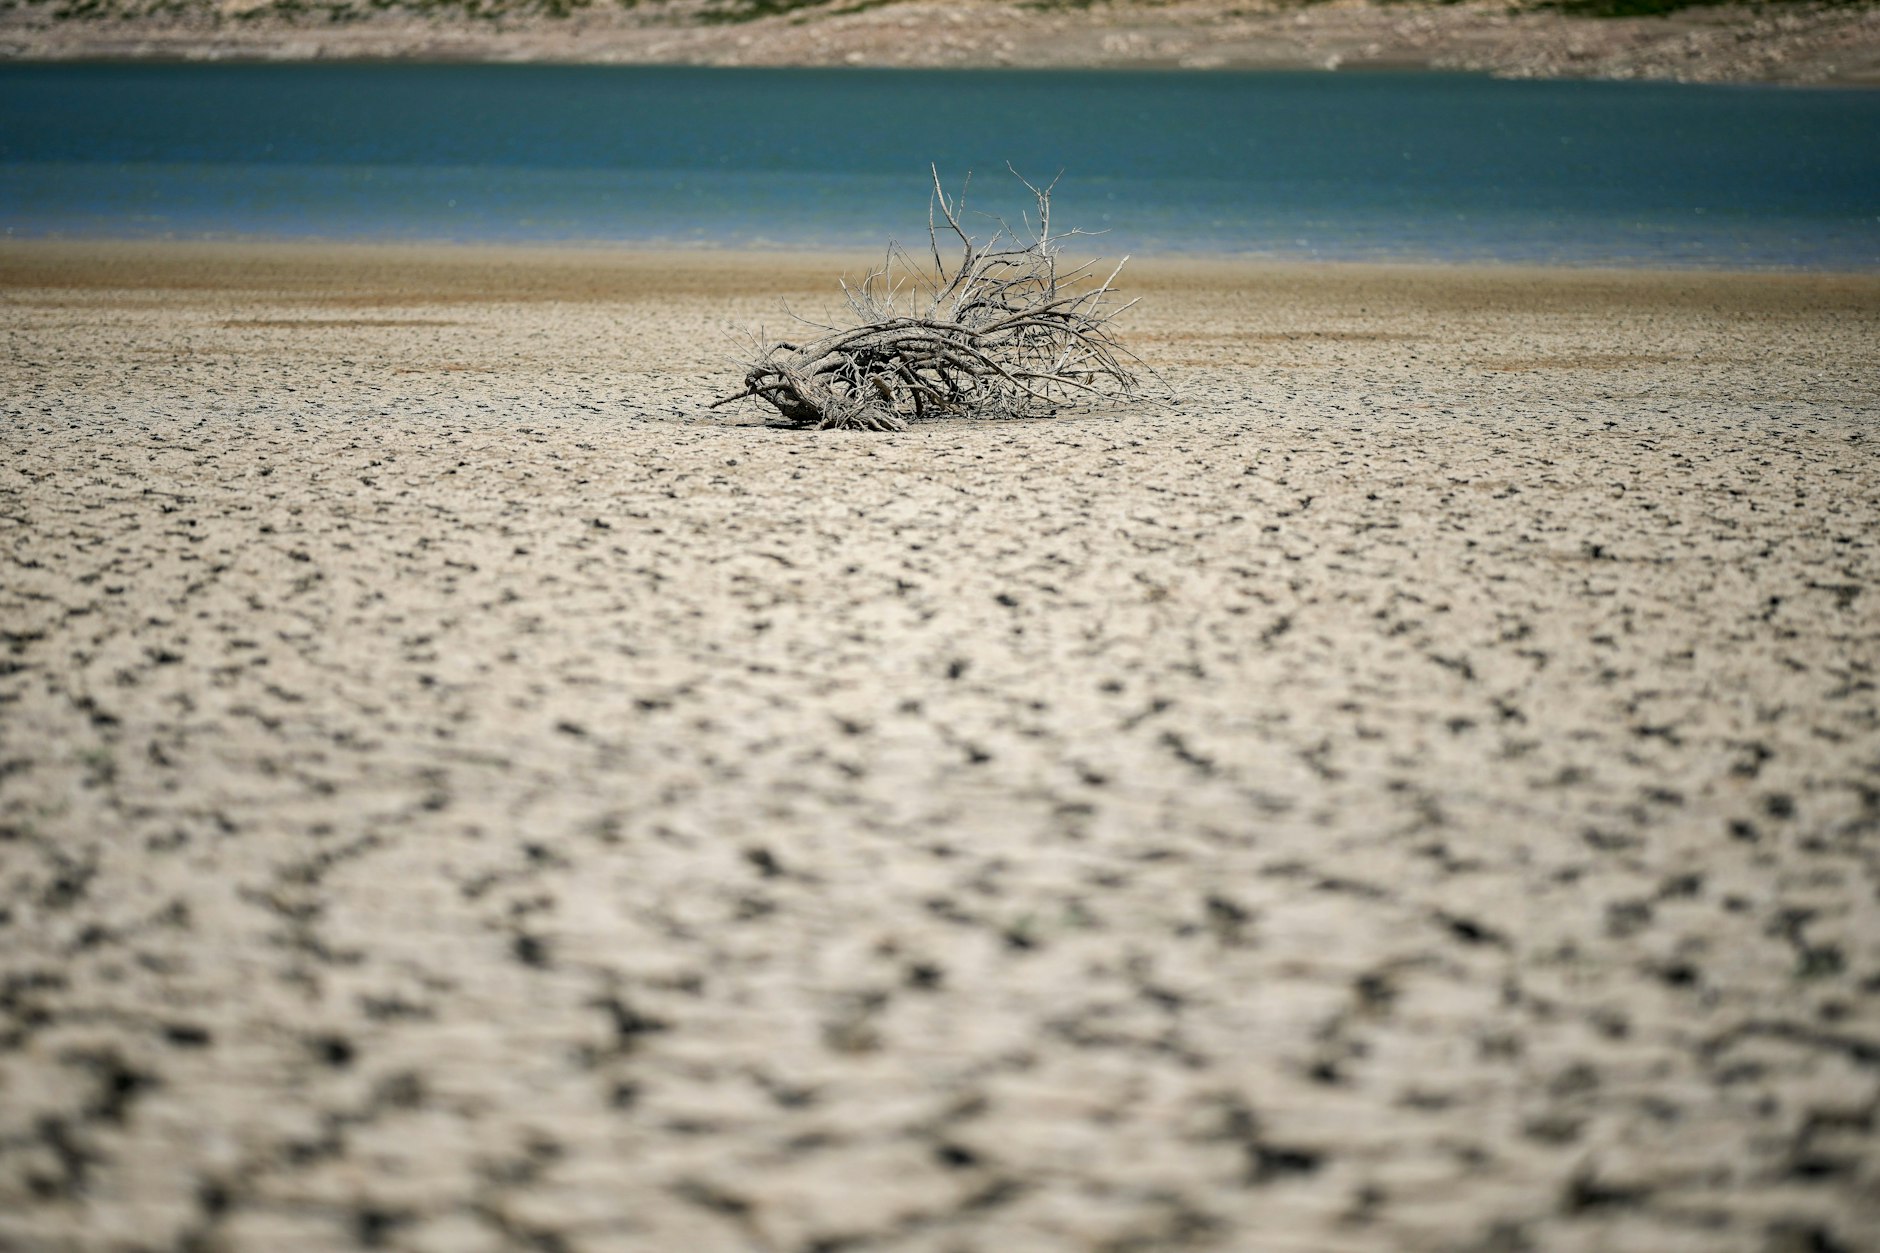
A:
[712,168,1150,432]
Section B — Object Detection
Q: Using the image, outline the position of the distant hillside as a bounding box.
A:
[3,0,1877,83]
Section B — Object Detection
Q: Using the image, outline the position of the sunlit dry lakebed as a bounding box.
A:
[1,240,1878,1251]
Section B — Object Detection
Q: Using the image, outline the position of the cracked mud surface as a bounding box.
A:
[2,243,1878,1251]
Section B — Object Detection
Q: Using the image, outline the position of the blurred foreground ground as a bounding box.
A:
[1,243,1877,1251]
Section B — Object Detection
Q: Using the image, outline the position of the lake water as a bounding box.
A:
[3,63,1876,268]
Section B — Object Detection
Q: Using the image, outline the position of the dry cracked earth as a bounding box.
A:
[1,245,1878,1252]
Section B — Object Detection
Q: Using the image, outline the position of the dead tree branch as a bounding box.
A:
[712,167,1153,432]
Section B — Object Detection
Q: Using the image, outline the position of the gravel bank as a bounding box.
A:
[3,0,1879,83]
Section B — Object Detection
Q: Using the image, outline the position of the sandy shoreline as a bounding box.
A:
[3,241,1878,1251]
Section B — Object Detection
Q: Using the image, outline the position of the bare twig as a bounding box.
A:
[712,168,1155,433]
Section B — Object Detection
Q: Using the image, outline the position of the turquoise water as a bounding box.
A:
[2,64,1876,267]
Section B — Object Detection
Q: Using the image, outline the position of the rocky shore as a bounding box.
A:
[3,0,1879,84]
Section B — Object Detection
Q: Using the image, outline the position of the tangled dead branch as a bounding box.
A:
[712,167,1153,432]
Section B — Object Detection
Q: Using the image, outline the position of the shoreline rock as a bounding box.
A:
[3,0,1878,85]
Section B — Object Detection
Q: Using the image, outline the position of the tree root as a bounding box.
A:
[712,167,1153,432]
